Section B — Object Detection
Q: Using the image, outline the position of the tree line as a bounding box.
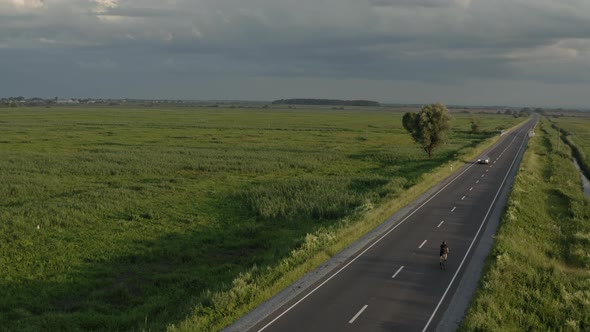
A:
[271,99,380,107]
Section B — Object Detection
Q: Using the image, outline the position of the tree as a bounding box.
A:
[518,108,531,117]
[402,103,452,159]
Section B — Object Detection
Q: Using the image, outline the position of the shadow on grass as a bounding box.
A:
[349,150,453,187]
[450,129,495,141]
[0,199,328,331]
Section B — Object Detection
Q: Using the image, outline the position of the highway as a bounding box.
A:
[233,117,536,332]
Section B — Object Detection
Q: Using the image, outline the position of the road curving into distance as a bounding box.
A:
[228,117,537,332]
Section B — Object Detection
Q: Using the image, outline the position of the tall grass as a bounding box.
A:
[460,118,590,331]
[240,175,391,220]
[0,106,523,331]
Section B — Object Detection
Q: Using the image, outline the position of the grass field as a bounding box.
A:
[0,106,522,331]
[550,116,590,180]
[460,117,590,331]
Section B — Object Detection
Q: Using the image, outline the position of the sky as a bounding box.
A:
[1,0,589,108]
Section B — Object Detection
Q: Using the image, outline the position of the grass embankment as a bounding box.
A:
[0,107,522,331]
[461,118,590,331]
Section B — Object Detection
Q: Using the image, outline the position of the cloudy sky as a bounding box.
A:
[1,0,589,107]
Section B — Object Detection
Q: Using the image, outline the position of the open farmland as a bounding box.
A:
[0,106,523,331]
[550,115,590,178]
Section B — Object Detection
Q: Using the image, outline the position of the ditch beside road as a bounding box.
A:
[573,158,590,197]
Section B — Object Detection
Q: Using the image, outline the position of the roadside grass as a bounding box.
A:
[460,118,590,331]
[0,107,522,331]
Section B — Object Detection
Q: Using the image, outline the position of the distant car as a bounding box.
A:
[477,156,490,164]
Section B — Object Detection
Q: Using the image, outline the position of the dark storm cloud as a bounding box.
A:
[0,0,589,106]
[370,0,469,8]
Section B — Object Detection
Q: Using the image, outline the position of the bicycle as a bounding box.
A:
[439,241,449,270]
[440,253,448,270]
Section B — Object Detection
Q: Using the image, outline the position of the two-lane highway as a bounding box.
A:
[233,118,536,332]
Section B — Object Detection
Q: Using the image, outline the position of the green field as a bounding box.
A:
[0,106,522,331]
[461,117,590,331]
[550,115,590,179]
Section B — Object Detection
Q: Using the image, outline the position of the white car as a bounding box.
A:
[477,156,490,164]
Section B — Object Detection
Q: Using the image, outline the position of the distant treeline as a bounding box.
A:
[272,99,380,107]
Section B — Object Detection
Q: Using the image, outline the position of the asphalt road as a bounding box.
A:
[230,118,537,332]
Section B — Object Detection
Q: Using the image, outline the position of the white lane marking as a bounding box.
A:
[469,187,473,191]
[419,240,428,249]
[422,122,531,332]
[451,206,456,212]
[349,305,368,324]
[437,220,444,228]
[392,266,404,279]
[481,174,485,178]
[461,196,466,200]
[486,169,489,172]
[476,180,480,184]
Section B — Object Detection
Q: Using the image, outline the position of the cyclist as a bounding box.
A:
[440,241,449,269]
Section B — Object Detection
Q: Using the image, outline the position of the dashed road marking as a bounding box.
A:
[437,220,444,228]
[419,240,428,249]
[349,305,368,324]
[392,266,404,279]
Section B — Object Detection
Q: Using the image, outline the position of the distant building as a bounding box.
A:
[56,99,80,104]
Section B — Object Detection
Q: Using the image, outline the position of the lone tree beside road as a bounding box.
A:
[402,103,452,158]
